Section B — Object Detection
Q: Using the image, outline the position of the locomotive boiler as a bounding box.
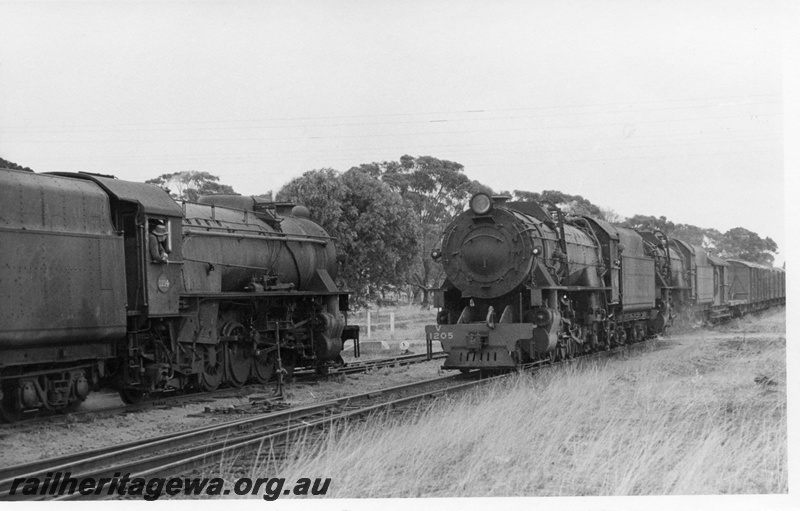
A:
[0,169,357,421]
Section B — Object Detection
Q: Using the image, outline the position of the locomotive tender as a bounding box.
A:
[426,193,785,371]
[0,169,358,421]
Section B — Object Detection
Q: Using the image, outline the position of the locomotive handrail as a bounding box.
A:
[181,257,276,272]
[183,219,334,241]
[183,229,329,245]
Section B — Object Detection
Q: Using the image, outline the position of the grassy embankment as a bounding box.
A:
[238,308,787,496]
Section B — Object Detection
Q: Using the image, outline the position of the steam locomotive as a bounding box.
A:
[426,193,785,371]
[0,169,358,422]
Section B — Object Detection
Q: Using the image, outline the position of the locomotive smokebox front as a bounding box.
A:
[441,205,534,299]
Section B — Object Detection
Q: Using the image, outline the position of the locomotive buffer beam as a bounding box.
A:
[425,323,532,369]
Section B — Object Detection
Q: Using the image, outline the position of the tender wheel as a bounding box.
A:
[1,383,24,423]
[198,345,223,392]
[118,388,146,405]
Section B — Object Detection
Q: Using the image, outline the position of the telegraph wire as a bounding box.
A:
[0,92,782,132]
[5,112,781,144]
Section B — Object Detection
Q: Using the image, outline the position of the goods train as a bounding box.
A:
[0,168,359,422]
[425,193,785,371]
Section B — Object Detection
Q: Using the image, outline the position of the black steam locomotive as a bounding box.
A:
[0,169,358,422]
[426,193,785,371]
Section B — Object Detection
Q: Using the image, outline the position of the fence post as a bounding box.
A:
[367,310,371,339]
[390,312,395,340]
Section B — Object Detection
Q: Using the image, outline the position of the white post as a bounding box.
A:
[390,312,395,340]
[367,310,371,339]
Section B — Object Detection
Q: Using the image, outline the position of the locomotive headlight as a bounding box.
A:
[470,193,492,215]
[532,247,541,256]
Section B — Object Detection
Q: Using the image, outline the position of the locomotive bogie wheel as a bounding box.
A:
[198,345,223,392]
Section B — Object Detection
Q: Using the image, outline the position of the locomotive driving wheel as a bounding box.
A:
[557,341,567,361]
[565,337,576,359]
[221,322,251,388]
[227,343,251,388]
[252,348,277,384]
[198,345,223,392]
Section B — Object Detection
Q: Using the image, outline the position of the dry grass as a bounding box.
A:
[242,308,787,497]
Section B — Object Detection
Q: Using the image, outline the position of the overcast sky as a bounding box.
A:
[0,0,792,265]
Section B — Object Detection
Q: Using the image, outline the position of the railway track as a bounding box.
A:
[0,370,482,501]
[0,351,447,429]
[0,338,663,501]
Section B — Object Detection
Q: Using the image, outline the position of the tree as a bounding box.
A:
[0,157,33,172]
[350,155,492,305]
[511,189,606,219]
[278,168,420,303]
[716,227,778,265]
[145,171,236,201]
[620,214,676,234]
[670,224,722,253]
[620,215,727,254]
[277,168,349,241]
[598,206,623,224]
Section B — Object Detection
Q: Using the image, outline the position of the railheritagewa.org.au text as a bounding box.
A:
[9,472,331,500]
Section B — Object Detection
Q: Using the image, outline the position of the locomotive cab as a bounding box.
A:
[52,172,185,318]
